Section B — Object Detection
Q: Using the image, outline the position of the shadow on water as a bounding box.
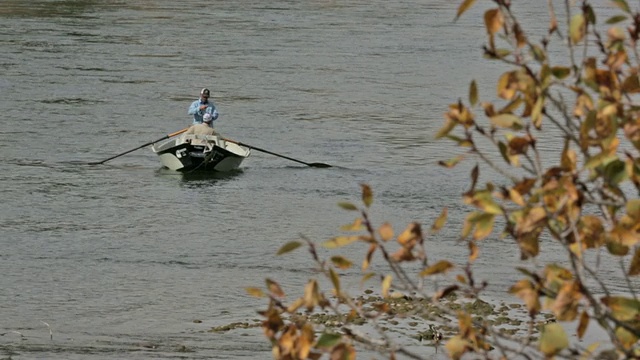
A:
[155,167,245,187]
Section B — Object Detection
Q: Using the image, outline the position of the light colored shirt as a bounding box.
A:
[185,123,216,136]
[188,98,219,124]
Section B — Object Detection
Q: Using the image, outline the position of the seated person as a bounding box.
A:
[185,113,216,136]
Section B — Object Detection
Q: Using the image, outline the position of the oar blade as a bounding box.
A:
[309,163,331,168]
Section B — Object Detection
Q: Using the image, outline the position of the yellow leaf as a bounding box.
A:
[303,279,321,310]
[468,241,479,262]
[381,275,392,298]
[340,217,364,231]
[570,14,586,44]
[245,287,265,298]
[362,243,377,271]
[438,155,463,168]
[445,335,470,360]
[436,118,457,139]
[484,8,504,36]
[286,298,305,313]
[509,188,526,206]
[576,310,589,339]
[361,183,373,208]
[539,323,568,356]
[471,191,503,214]
[490,113,523,129]
[378,222,394,241]
[296,323,314,359]
[279,325,296,354]
[509,279,541,315]
[473,213,495,240]
[397,222,421,245]
[600,296,640,321]
[615,326,638,350]
[329,268,341,294]
[322,236,359,249]
[455,0,476,20]
[420,260,455,277]
[360,272,375,287]
[431,208,448,233]
[626,199,640,219]
[266,278,285,298]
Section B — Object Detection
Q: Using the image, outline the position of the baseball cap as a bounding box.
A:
[200,88,210,97]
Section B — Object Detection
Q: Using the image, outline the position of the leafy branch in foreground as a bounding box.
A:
[249,0,640,359]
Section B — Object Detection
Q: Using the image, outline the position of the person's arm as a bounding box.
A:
[206,102,219,120]
[188,100,199,115]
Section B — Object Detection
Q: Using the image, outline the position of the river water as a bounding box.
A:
[0,1,636,359]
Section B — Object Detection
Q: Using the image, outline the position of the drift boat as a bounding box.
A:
[151,134,251,172]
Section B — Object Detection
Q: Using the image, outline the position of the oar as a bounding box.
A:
[89,128,188,165]
[224,138,331,168]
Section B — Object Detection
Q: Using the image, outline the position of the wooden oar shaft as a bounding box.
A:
[90,128,188,165]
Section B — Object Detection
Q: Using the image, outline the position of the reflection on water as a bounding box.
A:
[155,167,245,185]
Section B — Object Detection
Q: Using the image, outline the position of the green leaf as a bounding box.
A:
[551,66,571,79]
[316,332,342,348]
[606,15,628,24]
[338,202,358,211]
[330,255,353,269]
[277,241,302,255]
[604,159,627,185]
[469,80,478,106]
[539,323,568,356]
[490,114,523,129]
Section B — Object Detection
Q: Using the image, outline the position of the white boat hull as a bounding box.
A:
[151,134,250,172]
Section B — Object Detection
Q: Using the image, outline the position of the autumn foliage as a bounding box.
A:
[250,1,640,359]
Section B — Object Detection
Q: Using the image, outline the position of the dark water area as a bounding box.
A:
[0,1,636,359]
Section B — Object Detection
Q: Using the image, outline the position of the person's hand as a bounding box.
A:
[199,105,208,111]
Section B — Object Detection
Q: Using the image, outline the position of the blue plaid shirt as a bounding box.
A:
[188,99,219,124]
